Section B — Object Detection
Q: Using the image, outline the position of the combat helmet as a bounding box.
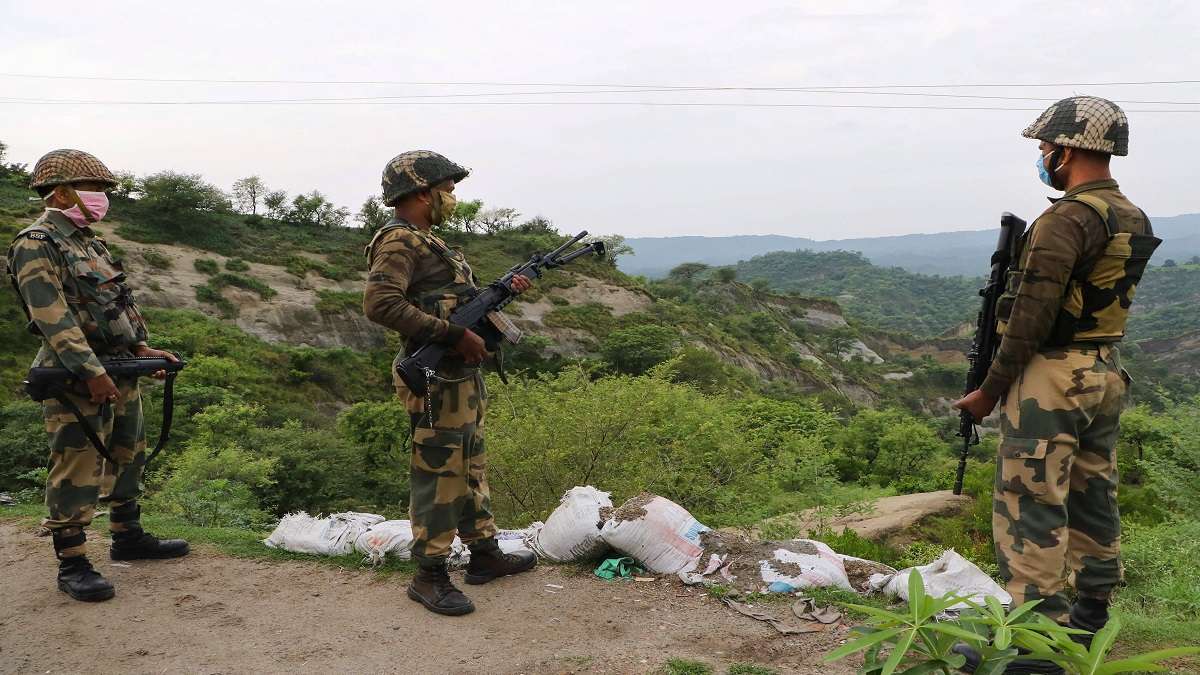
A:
[381,150,469,206]
[1022,96,1129,156]
[29,149,118,192]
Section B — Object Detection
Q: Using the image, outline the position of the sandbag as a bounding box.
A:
[758,540,853,592]
[355,520,415,564]
[867,549,1011,609]
[600,493,708,574]
[264,511,385,556]
[530,486,613,562]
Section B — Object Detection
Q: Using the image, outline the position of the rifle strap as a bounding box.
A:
[53,393,117,465]
[52,372,178,469]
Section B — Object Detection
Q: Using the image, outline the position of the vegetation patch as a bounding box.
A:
[194,258,220,275]
[225,257,250,272]
[315,289,363,315]
[141,248,173,270]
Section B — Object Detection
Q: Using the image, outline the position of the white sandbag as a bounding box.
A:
[758,540,853,592]
[355,520,415,564]
[867,549,1011,610]
[264,511,385,556]
[530,486,613,562]
[600,494,708,574]
[497,526,538,555]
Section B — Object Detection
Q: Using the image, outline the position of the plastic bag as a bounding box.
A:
[758,540,853,592]
[600,494,708,574]
[497,527,538,555]
[264,511,385,556]
[530,486,613,562]
[867,549,1011,609]
[354,520,415,564]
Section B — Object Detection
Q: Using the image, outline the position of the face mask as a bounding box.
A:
[1036,151,1055,187]
[430,189,457,226]
[60,190,110,227]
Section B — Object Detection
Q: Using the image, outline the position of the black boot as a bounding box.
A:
[464,538,537,585]
[1068,597,1109,649]
[53,529,115,602]
[950,643,1064,674]
[407,562,475,616]
[108,503,189,561]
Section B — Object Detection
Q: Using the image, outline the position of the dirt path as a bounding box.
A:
[750,491,972,543]
[0,523,857,675]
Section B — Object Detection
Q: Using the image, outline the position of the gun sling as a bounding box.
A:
[49,371,178,469]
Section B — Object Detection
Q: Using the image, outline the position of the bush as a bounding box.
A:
[315,289,362,315]
[148,403,276,527]
[197,272,277,305]
[141,248,172,269]
[225,257,250,272]
[0,400,47,490]
[600,324,680,374]
[193,258,219,275]
[1119,519,1200,619]
[194,283,237,318]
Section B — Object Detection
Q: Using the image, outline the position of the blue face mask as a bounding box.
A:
[1036,152,1054,187]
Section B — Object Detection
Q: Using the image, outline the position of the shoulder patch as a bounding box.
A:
[23,231,48,241]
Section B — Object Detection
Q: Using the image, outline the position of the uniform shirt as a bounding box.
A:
[980,179,1150,399]
[362,221,469,349]
[6,210,148,380]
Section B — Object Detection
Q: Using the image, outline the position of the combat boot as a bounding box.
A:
[53,528,115,602]
[1068,597,1109,649]
[108,503,190,560]
[408,562,475,616]
[951,644,1064,674]
[464,538,537,585]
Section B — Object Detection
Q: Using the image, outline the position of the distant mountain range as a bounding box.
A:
[620,213,1200,278]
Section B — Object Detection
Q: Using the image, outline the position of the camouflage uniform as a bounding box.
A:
[981,98,1161,623]
[7,206,153,557]
[363,152,496,567]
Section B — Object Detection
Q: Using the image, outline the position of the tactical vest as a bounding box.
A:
[996,193,1161,346]
[365,221,478,323]
[8,216,148,351]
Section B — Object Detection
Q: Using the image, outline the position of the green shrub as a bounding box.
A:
[284,254,353,281]
[193,258,219,275]
[141,248,173,269]
[197,272,277,305]
[1119,519,1200,619]
[315,289,362,315]
[0,401,46,490]
[225,257,250,272]
[600,324,680,374]
[194,283,237,318]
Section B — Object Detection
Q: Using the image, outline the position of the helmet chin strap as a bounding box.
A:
[63,185,98,222]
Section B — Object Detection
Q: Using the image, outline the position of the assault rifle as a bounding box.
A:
[397,231,606,397]
[25,357,187,467]
[954,213,1027,495]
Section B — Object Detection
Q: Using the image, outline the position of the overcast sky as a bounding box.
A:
[2,1,1197,239]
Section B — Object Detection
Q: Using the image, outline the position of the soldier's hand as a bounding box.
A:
[134,345,180,379]
[85,373,120,404]
[511,275,532,295]
[455,329,488,365]
[953,389,999,423]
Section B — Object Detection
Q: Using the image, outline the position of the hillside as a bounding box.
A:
[622,212,1200,278]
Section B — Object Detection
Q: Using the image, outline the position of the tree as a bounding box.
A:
[750,277,772,296]
[1189,256,1200,266]
[601,324,680,374]
[355,196,391,234]
[585,234,634,266]
[668,262,711,282]
[286,191,347,228]
[479,207,520,234]
[263,190,288,220]
[110,171,138,199]
[714,267,738,283]
[1162,259,1178,268]
[517,216,557,235]
[447,199,483,233]
[136,172,230,218]
[231,176,266,215]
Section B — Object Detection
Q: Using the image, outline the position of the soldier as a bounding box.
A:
[954,97,1160,673]
[6,149,189,603]
[363,150,537,616]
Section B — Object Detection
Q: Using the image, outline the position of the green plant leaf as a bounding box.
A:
[924,622,986,643]
[1084,618,1124,673]
[908,570,926,623]
[839,602,913,624]
[1093,660,1168,675]
[824,626,907,662]
[882,629,917,675]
